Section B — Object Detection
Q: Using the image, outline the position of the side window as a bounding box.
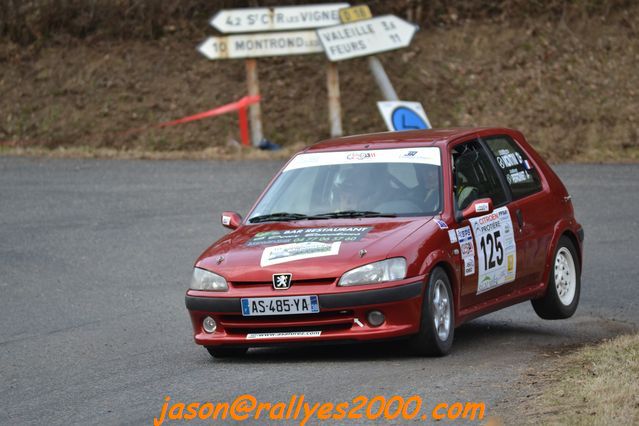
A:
[484,136,542,199]
[452,140,507,210]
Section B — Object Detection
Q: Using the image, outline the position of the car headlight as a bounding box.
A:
[338,258,407,286]
[190,267,228,291]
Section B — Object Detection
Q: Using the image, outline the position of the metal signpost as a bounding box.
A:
[200,3,349,145]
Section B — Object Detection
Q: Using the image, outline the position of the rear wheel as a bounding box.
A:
[532,236,580,319]
[409,267,454,356]
[205,346,248,358]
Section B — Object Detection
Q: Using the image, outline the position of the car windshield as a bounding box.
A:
[248,147,442,222]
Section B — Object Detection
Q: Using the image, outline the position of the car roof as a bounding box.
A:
[304,127,517,152]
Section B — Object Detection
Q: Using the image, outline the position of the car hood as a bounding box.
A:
[196,217,433,281]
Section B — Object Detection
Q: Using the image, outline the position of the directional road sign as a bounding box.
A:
[198,31,323,60]
[210,3,349,34]
[316,15,418,61]
[377,101,431,131]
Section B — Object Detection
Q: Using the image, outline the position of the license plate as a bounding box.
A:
[240,295,319,316]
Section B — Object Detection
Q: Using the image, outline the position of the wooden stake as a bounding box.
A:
[245,59,263,146]
[326,62,343,137]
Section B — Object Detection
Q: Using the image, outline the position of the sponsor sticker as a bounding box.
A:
[260,241,341,267]
[469,207,517,294]
[435,219,448,230]
[247,227,372,246]
[283,147,441,172]
[496,149,523,169]
[464,257,475,276]
[523,159,532,170]
[456,226,475,276]
[475,202,489,213]
[222,215,231,226]
[346,152,376,160]
[246,331,322,339]
[448,229,458,244]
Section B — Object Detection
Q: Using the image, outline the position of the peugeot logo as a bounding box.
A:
[272,273,292,290]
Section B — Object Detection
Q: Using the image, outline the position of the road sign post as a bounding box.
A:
[326,62,343,137]
[245,59,263,146]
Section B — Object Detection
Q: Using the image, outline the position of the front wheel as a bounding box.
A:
[409,267,454,356]
[205,346,248,358]
[531,235,581,319]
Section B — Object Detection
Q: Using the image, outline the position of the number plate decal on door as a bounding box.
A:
[469,207,517,294]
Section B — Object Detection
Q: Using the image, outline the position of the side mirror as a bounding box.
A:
[221,211,242,230]
[461,198,493,221]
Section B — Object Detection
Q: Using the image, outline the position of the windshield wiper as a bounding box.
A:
[312,210,397,219]
[248,212,328,223]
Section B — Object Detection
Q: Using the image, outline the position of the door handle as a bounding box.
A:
[515,209,524,230]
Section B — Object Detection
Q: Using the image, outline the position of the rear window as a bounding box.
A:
[484,136,542,199]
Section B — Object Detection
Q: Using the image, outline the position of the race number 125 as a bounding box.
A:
[479,231,503,270]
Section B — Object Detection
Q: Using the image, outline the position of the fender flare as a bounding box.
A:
[419,249,461,321]
[540,219,582,293]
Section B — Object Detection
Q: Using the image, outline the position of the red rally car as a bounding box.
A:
[185,128,584,358]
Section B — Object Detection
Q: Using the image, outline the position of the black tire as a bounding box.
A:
[409,267,454,356]
[532,236,581,319]
[205,346,248,358]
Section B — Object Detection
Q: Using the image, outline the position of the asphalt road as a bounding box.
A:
[1,158,637,425]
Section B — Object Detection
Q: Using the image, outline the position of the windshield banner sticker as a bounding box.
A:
[260,241,341,267]
[455,226,475,276]
[469,207,517,294]
[283,147,441,172]
[247,227,372,246]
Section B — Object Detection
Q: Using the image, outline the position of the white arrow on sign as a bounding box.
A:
[198,31,323,60]
[316,15,418,61]
[210,3,349,34]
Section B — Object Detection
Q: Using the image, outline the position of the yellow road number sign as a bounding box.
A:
[338,5,372,23]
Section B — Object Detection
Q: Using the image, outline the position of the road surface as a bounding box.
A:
[1,158,636,425]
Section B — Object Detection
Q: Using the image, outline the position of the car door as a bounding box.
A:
[449,138,526,310]
[482,134,551,287]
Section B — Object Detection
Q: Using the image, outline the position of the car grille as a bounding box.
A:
[230,277,336,287]
[219,310,354,335]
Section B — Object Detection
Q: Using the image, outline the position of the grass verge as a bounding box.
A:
[2,144,638,163]
[0,144,298,161]
[527,333,639,425]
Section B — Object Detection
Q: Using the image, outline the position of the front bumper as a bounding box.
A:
[185,280,424,347]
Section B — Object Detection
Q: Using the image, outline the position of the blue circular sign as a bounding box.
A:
[391,107,429,131]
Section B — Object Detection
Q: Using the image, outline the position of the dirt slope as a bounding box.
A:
[1,6,637,162]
